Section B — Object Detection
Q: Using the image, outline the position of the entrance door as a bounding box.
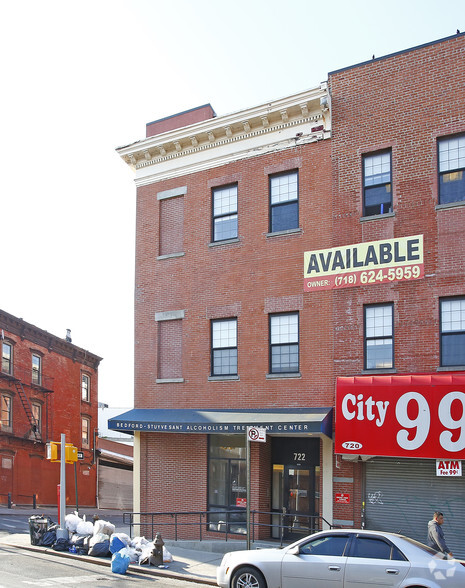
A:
[272,464,319,540]
[271,437,320,540]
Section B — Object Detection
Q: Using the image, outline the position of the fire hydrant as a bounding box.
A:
[150,532,164,566]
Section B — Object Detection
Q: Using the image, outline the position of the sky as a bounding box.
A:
[1,0,463,408]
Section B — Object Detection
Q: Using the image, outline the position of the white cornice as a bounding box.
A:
[117,83,331,185]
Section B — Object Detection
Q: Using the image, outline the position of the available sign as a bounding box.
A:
[335,492,350,504]
[304,235,424,291]
[436,460,462,476]
[335,374,465,459]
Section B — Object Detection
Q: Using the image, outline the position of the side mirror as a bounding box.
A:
[288,546,300,556]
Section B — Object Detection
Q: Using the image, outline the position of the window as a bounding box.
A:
[81,374,90,402]
[299,534,350,556]
[364,304,393,369]
[208,435,246,534]
[31,403,41,438]
[270,171,299,232]
[157,318,183,380]
[2,342,12,375]
[31,354,41,385]
[438,135,465,204]
[270,313,299,374]
[159,195,184,256]
[363,150,392,216]
[1,393,12,431]
[349,536,406,561]
[211,319,237,376]
[212,184,238,242]
[81,417,90,448]
[441,297,465,366]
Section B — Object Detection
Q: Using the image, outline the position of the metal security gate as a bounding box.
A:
[98,463,133,510]
[365,458,465,559]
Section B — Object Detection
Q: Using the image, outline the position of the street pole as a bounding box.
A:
[56,433,68,540]
[246,432,251,550]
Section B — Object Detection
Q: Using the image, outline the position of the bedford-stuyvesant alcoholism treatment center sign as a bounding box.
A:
[304,235,424,292]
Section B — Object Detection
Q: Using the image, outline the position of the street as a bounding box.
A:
[0,513,130,536]
[0,541,205,587]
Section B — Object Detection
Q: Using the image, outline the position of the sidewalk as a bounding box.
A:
[0,505,261,585]
[0,532,221,585]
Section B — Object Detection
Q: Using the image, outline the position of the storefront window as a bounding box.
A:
[208,435,246,534]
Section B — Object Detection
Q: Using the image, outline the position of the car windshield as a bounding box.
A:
[400,535,447,558]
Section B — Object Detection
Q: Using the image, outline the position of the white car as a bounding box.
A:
[217,529,465,588]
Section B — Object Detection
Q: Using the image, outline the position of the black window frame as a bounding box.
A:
[211,318,238,377]
[440,296,465,367]
[364,303,394,370]
[362,149,392,217]
[207,434,247,534]
[269,312,299,374]
[299,533,351,556]
[438,133,465,205]
[212,183,238,243]
[269,170,299,233]
[348,534,407,561]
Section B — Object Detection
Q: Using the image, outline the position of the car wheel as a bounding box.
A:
[231,566,267,588]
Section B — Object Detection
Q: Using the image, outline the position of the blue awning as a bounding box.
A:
[108,407,333,438]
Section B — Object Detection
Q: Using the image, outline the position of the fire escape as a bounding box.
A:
[0,363,54,442]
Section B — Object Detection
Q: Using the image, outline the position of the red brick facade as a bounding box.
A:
[0,310,101,507]
[116,33,465,545]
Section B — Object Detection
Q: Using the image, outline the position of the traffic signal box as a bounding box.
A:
[46,441,78,463]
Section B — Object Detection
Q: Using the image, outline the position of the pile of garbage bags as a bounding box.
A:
[28,512,173,575]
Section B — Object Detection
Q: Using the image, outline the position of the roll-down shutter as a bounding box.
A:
[365,458,465,559]
[98,463,133,510]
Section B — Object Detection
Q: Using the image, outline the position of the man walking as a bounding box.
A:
[427,511,453,557]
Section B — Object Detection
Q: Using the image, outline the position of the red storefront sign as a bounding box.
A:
[335,374,465,459]
[335,492,350,504]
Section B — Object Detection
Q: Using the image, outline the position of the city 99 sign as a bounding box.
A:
[335,374,465,459]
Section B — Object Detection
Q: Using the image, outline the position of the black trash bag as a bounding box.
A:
[40,530,57,547]
[28,515,53,546]
[69,533,87,547]
[53,538,71,552]
[88,539,110,557]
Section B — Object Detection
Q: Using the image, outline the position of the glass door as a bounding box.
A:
[272,464,317,540]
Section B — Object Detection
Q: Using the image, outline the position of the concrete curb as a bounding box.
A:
[0,537,218,585]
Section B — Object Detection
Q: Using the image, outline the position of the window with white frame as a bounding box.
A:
[211,319,237,376]
[269,171,299,232]
[438,135,465,204]
[81,417,90,448]
[1,393,12,431]
[270,312,299,374]
[440,297,465,366]
[212,184,238,242]
[364,304,394,369]
[2,342,12,375]
[81,373,90,401]
[363,150,392,216]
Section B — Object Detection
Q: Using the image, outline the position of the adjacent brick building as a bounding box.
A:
[1,310,102,507]
[113,33,465,555]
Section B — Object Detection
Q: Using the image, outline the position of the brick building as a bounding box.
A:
[1,310,102,507]
[112,33,465,555]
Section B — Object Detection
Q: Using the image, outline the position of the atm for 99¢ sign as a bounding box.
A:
[335,374,465,459]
